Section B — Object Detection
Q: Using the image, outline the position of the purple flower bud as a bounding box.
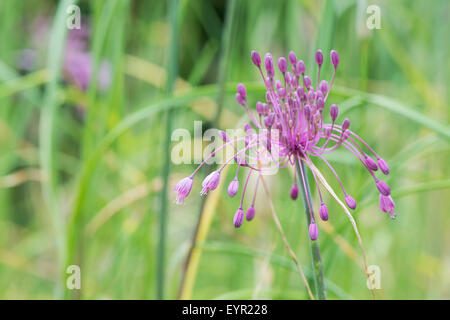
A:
[345,194,357,210]
[317,97,325,110]
[174,176,194,204]
[304,105,311,119]
[325,127,332,137]
[290,183,299,200]
[296,87,305,99]
[288,51,297,66]
[285,72,293,85]
[309,223,318,241]
[330,50,339,68]
[233,208,245,228]
[365,156,378,171]
[275,80,283,90]
[264,114,275,127]
[251,50,261,67]
[297,60,306,74]
[278,57,287,73]
[377,158,390,175]
[319,203,329,221]
[219,130,229,142]
[237,83,246,99]
[342,118,350,131]
[315,50,324,66]
[264,53,274,77]
[376,180,391,196]
[227,178,239,197]
[319,80,328,94]
[265,91,271,103]
[235,93,246,105]
[303,75,311,88]
[256,102,264,115]
[246,206,255,221]
[200,170,221,195]
[330,104,338,121]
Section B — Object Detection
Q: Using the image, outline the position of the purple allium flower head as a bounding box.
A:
[251,50,261,67]
[228,178,239,197]
[200,171,221,195]
[290,183,299,200]
[278,57,287,73]
[330,50,339,68]
[377,158,390,175]
[174,176,193,204]
[246,206,255,221]
[345,195,357,210]
[319,203,329,221]
[315,50,324,66]
[175,49,395,232]
[233,208,245,228]
[309,222,319,241]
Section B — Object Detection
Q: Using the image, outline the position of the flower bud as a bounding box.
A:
[235,93,245,105]
[319,203,329,221]
[227,178,239,197]
[251,50,261,66]
[330,50,339,67]
[264,114,275,127]
[364,156,378,171]
[330,104,338,121]
[237,83,246,99]
[309,223,318,241]
[290,183,299,200]
[219,130,229,142]
[264,53,274,77]
[345,194,357,210]
[297,60,306,74]
[315,49,323,66]
[376,180,391,196]
[296,87,305,99]
[201,170,221,195]
[278,57,287,73]
[319,80,328,94]
[342,118,350,131]
[304,105,311,119]
[288,51,297,66]
[233,208,244,228]
[303,75,311,88]
[317,97,325,110]
[246,206,255,221]
[377,158,390,175]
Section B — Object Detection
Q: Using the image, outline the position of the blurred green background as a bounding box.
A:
[0,0,449,300]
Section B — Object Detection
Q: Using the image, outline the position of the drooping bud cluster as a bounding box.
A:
[174,48,395,240]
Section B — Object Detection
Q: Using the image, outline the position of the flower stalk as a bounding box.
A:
[295,159,327,300]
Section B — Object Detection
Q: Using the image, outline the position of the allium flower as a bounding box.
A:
[175,49,395,239]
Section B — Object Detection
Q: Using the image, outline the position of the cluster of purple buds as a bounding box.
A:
[175,49,395,241]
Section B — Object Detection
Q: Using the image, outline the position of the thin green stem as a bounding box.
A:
[157,0,180,300]
[295,159,327,300]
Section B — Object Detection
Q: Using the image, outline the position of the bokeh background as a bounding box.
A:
[0,0,449,299]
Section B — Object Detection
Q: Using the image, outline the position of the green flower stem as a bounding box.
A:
[295,159,327,300]
[157,0,180,300]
